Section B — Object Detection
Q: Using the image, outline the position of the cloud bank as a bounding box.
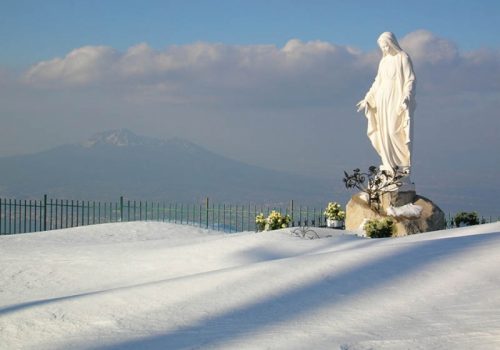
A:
[22,30,500,96]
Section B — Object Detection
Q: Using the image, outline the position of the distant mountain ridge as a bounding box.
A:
[82,129,164,148]
[0,129,336,205]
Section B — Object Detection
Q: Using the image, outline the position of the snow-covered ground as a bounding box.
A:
[1,221,500,349]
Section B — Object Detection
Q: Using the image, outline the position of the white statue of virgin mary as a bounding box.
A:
[357,32,416,184]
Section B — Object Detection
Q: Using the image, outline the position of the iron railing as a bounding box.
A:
[0,195,327,235]
[1,195,497,235]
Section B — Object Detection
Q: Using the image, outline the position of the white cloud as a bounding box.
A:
[401,30,459,64]
[16,30,500,110]
[21,39,369,93]
[397,30,500,93]
[20,30,500,102]
[23,46,118,86]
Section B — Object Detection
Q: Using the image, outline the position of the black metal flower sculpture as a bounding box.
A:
[343,166,405,212]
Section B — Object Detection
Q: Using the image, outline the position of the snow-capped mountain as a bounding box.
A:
[82,129,163,148]
[0,129,337,204]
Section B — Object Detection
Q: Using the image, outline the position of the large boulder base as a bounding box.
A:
[346,191,446,236]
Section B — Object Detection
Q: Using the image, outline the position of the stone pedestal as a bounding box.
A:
[346,190,446,236]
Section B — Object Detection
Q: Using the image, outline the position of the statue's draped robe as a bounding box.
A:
[364,51,416,171]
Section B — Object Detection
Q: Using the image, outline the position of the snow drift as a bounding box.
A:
[1,222,500,349]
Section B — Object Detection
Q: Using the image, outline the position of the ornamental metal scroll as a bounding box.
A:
[290,226,320,239]
[343,166,406,212]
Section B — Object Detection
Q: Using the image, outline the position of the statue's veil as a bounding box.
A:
[377,32,403,55]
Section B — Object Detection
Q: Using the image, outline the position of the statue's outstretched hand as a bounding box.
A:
[356,99,367,113]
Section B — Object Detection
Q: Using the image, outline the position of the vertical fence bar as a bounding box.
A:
[217,204,220,231]
[198,204,201,227]
[0,198,3,234]
[180,204,183,224]
[86,201,90,225]
[6,198,13,234]
[28,200,32,232]
[70,200,74,227]
[174,203,177,223]
[17,200,21,233]
[32,200,35,232]
[247,204,250,231]
[43,195,47,231]
[8,199,12,234]
[53,199,56,230]
[24,199,31,233]
[23,200,27,233]
[4,198,6,234]
[120,196,124,222]
[191,204,194,225]
[205,197,209,229]
[18,199,23,233]
[223,204,226,232]
[4,198,7,234]
[76,200,80,227]
[167,203,171,223]
[229,204,232,233]
[212,203,215,230]
[38,199,42,232]
[235,205,238,232]
[14,199,18,234]
[5,198,8,234]
[34,200,38,232]
[60,199,63,229]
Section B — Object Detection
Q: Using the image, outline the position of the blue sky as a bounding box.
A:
[1,0,500,215]
[2,0,499,68]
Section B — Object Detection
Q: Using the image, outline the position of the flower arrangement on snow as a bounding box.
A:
[255,210,291,231]
[323,202,346,221]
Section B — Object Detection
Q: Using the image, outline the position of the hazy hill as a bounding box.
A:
[0,129,339,205]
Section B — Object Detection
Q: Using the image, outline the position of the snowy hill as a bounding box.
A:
[1,222,500,349]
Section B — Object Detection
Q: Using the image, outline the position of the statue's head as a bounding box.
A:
[377,32,402,56]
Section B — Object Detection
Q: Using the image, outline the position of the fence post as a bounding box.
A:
[120,196,124,222]
[43,194,47,231]
[206,197,209,229]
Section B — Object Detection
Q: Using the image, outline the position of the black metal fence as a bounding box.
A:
[0,195,327,235]
[444,213,499,229]
[1,195,498,235]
